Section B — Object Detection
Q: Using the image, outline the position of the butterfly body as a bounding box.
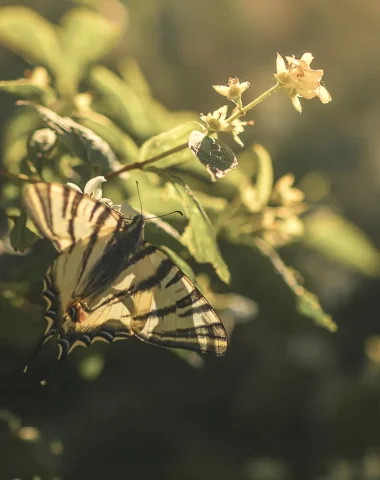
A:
[23,183,228,363]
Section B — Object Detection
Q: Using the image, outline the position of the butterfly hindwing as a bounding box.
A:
[130,245,228,355]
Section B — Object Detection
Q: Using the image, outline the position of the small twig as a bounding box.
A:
[0,170,39,183]
[105,142,188,179]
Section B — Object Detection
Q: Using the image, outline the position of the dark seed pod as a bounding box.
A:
[188,131,238,181]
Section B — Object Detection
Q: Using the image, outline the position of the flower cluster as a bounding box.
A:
[200,105,253,147]
[200,52,331,150]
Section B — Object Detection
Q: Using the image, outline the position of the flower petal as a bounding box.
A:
[301,52,314,65]
[212,85,230,97]
[84,176,107,200]
[66,183,83,193]
[318,85,332,104]
[290,94,302,113]
[276,53,287,74]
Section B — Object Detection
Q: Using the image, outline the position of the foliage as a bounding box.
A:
[1,2,380,479]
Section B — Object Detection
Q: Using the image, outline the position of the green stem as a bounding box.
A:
[225,83,281,124]
[105,142,188,179]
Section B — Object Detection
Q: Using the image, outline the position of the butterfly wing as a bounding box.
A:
[24,182,227,361]
[130,245,228,355]
[24,182,124,341]
[54,242,227,360]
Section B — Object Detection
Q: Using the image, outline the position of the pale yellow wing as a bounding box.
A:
[54,242,227,360]
[23,182,124,341]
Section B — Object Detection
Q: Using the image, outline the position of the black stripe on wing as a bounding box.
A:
[68,193,82,252]
[76,207,115,284]
[80,215,146,300]
[62,184,70,218]
[136,324,227,355]
[165,270,184,289]
[131,259,173,293]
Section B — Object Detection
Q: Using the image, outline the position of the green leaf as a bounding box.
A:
[59,8,122,85]
[88,66,153,138]
[0,7,61,74]
[254,238,337,332]
[253,144,273,209]
[18,101,123,173]
[9,211,39,252]
[0,80,56,105]
[3,110,42,174]
[75,111,139,164]
[151,169,230,284]
[139,122,203,169]
[119,57,152,98]
[303,208,380,277]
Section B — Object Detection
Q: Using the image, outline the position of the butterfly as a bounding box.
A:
[23,182,228,364]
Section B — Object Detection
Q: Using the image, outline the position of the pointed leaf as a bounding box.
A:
[18,101,123,172]
[75,111,139,164]
[254,238,337,332]
[253,144,273,209]
[59,8,122,85]
[0,80,56,105]
[140,122,203,169]
[303,209,380,276]
[0,7,61,73]
[88,66,153,138]
[151,169,230,284]
[9,211,39,252]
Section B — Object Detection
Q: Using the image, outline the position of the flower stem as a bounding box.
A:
[225,83,281,124]
[105,142,189,179]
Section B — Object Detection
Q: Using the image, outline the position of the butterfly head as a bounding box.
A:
[65,300,88,325]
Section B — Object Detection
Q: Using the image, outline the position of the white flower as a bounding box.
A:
[66,176,113,205]
[200,105,253,147]
[213,77,250,101]
[275,52,331,113]
[67,176,142,221]
[200,105,229,131]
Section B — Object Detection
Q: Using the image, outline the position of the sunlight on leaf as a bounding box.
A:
[18,102,123,173]
[9,211,39,252]
[88,66,153,138]
[75,112,139,164]
[255,238,337,332]
[140,122,203,169]
[303,209,380,277]
[59,8,122,86]
[0,7,61,75]
[0,80,56,105]
[152,169,230,284]
[253,144,273,209]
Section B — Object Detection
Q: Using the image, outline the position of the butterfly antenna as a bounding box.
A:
[136,181,143,215]
[145,211,184,220]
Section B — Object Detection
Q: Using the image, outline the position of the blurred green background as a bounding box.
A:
[2,1,380,479]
